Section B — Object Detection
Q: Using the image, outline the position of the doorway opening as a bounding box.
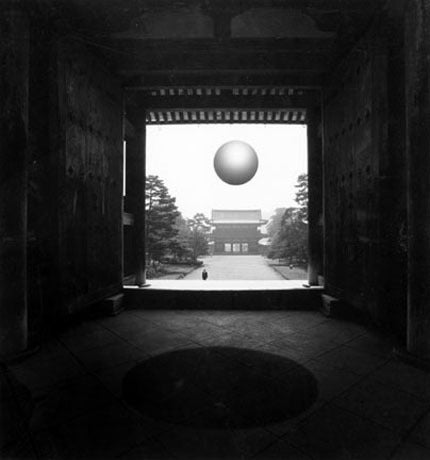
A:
[124,123,309,284]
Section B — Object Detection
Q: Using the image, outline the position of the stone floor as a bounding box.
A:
[6,308,430,459]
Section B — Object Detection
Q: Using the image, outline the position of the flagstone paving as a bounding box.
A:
[5,308,430,459]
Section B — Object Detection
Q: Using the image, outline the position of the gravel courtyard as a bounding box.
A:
[183,255,286,280]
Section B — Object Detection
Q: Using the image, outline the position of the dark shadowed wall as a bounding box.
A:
[323,11,407,338]
[52,40,123,315]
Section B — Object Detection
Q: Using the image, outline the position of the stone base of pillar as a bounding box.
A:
[135,269,151,288]
[135,268,146,287]
[98,293,125,316]
[320,294,343,317]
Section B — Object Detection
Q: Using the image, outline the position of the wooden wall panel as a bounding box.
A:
[324,33,384,314]
[323,15,407,336]
[56,40,123,314]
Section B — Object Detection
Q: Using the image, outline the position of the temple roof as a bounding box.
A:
[211,209,267,224]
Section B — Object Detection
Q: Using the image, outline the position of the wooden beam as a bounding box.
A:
[307,106,323,285]
[110,37,335,54]
[129,93,319,110]
[143,110,308,125]
[117,51,329,74]
[123,72,323,89]
[125,114,148,287]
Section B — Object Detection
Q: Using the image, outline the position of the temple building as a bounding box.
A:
[211,210,267,255]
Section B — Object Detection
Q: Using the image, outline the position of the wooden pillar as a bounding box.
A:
[307,106,323,286]
[132,114,147,286]
[405,0,430,360]
[0,1,29,357]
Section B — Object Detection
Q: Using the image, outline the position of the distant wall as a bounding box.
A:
[323,12,407,337]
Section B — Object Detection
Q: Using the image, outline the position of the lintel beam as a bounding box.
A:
[111,37,335,54]
[128,94,319,110]
[123,73,323,89]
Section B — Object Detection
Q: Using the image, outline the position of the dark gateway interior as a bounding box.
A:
[1,1,430,458]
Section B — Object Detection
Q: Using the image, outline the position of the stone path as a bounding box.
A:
[183,255,285,280]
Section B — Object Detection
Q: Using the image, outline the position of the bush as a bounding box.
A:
[146,266,158,278]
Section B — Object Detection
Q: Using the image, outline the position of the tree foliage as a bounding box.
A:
[267,174,308,263]
[295,173,308,222]
[171,215,194,261]
[169,213,210,261]
[186,213,211,261]
[145,175,180,262]
[266,208,286,238]
[144,175,211,264]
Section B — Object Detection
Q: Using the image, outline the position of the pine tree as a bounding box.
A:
[186,213,211,261]
[170,212,211,262]
[171,214,193,261]
[295,173,308,222]
[268,174,308,264]
[145,175,180,262]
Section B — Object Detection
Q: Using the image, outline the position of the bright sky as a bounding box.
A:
[146,124,307,221]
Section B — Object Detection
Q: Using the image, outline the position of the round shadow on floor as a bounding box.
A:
[123,346,318,429]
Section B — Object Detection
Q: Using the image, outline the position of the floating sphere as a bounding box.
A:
[214,140,259,185]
